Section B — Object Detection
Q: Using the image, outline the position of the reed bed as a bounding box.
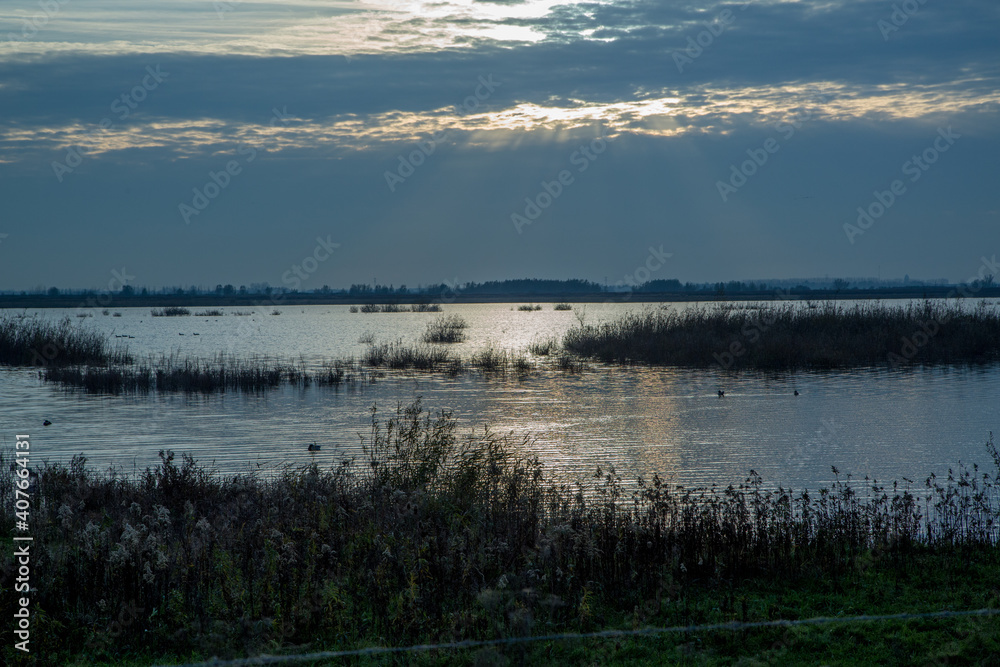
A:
[1,405,997,663]
[362,340,455,370]
[358,303,442,313]
[150,307,191,317]
[563,301,1000,369]
[469,345,531,373]
[518,304,543,311]
[422,314,468,343]
[554,302,573,310]
[0,315,132,366]
[42,354,372,394]
[528,338,559,356]
[194,309,224,317]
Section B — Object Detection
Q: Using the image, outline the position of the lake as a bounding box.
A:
[1,301,998,491]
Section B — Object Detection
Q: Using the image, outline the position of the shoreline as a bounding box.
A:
[2,285,999,310]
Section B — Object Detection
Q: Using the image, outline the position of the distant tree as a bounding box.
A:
[238,285,247,295]
[47,287,59,296]
[215,284,224,295]
[223,284,235,295]
[140,287,148,296]
[121,285,135,296]
[833,279,850,292]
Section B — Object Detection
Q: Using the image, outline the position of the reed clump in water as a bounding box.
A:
[358,303,442,313]
[528,338,559,356]
[42,354,372,394]
[0,315,132,366]
[563,300,1000,369]
[194,309,224,317]
[422,315,468,343]
[150,307,190,317]
[362,340,454,370]
[554,303,573,311]
[468,345,532,374]
[2,407,997,663]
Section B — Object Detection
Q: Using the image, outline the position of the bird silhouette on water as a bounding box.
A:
[718,390,725,397]
[794,390,799,396]
[308,443,321,452]
[43,419,52,426]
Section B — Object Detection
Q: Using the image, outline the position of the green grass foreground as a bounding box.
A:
[563,300,1000,369]
[2,403,999,665]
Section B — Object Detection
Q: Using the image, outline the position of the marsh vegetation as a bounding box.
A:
[2,405,997,664]
[150,307,191,317]
[0,315,132,367]
[563,301,1000,369]
[422,315,468,344]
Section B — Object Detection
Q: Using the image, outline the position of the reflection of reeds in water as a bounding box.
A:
[2,404,997,661]
[564,300,1000,369]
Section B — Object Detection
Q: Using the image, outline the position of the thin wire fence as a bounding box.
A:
[157,607,1000,666]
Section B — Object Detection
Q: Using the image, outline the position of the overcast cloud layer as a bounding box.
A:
[1,0,998,290]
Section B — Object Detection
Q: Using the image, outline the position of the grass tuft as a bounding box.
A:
[422,315,468,343]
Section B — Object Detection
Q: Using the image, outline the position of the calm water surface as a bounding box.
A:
[1,302,997,491]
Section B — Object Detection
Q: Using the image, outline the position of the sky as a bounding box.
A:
[0,0,998,292]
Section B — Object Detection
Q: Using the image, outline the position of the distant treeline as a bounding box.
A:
[3,276,998,308]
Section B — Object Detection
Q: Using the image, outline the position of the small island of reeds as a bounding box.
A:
[563,300,1000,369]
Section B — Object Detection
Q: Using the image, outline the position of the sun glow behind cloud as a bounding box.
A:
[0,0,573,57]
[8,79,997,162]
